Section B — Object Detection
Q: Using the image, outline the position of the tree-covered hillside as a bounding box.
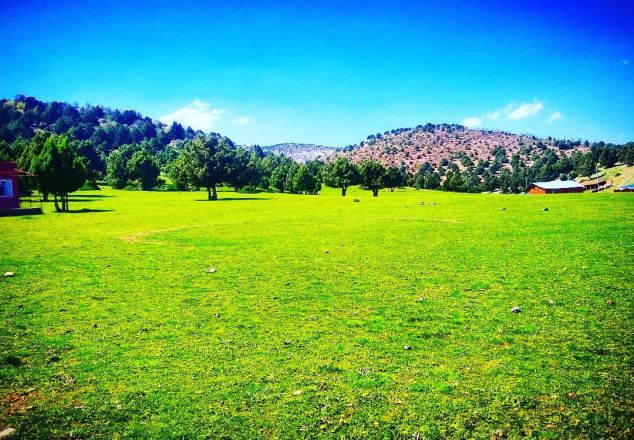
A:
[1,96,632,198]
[0,95,203,174]
[343,123,593,173]
[340,123,634,193]
[0,96,324,201]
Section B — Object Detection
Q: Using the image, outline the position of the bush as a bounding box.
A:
[123,181,140,191]
[80,179,101,191]
[239,185,258,193]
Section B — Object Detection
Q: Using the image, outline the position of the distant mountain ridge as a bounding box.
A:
[261,143,337,162]
[341,123,591,173]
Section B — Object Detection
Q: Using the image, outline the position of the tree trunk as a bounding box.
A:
[390,187,395,192]
[373,189,379,197]
[42,192,49,202]
[206,186,212,200]
[341,186,347,196]
[210,184,218,200]
[53,194,61,212]
[63,193,69,211]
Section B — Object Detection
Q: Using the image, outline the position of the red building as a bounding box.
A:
[0,161,34,209]
[0,162,22,209]
[528,180,585,195]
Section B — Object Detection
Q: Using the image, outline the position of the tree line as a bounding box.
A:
[412,144,634,193]
[1,96,633,210]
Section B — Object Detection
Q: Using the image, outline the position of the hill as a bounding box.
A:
[261,143,337,162]
[342,123,589,173]
[0,95,211,175]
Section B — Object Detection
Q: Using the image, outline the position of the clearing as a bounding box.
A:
[1,187,633,439]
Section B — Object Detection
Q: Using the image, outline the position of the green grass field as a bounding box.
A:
[1,187,633,439]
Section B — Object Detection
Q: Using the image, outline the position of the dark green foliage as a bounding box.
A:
[359,160,386,196]
[383,166,408,191]
[129,149,160,190]
[106,145,136,189]
[599,146,618,168]
[619,143,634,166]
[0,96,201,164]
[174,134,237,200]
[291,164,321,195]
[29,133,87,211]
[227,147,261,191]
[460,155,474,168]
[323,156,359,196]
[268,156,298,193]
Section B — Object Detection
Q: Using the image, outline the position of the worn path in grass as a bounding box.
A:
[1,187,633,439]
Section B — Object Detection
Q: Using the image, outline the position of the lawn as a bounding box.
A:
[1,187,633,439]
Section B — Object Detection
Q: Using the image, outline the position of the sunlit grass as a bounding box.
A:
[1,187,633,439]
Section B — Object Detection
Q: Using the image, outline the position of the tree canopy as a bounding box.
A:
[323,156,359,196]
[359,160,386,197]
[29,133,87,211]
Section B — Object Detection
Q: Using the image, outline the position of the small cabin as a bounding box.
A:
[615,184,634,193]
[0,162,22,209]
[528,180,585,195]
[0,161,41,216]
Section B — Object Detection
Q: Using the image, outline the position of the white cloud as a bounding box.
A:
[484,110,502,120]
[463,117,482,128]
[484,102,514,120]
[160,99,226,131]
[546,111,562,124]
[232,117,251,125]
[620,59,630,65]
[465,99,546,129]
[507,100,544,120]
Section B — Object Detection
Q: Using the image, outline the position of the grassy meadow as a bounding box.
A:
[1,187,633,439]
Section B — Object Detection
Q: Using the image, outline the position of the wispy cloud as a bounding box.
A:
[463,99,546,128]
[619,59,630,66]
[546,111,562,124]
[507,100,544,120]
[160,99,226,131]
[232,116,251,125]
[462,117,482,128]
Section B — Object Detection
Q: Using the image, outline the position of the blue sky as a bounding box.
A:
[1,0,632,146]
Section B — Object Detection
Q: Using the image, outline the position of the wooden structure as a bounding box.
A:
[0,161,23,209]
[0,161,42,216]
[528,180,585,195]
[615,184,634,193]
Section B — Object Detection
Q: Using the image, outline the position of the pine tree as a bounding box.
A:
[30,134,87,212]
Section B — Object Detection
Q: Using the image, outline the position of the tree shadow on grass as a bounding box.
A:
[194,197,272,202]
[42,198,101,203]
[72,194,114,198]
[64,208,114,214]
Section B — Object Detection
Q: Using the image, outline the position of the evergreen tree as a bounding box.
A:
[359,160,386,197]
[323,156,359,196]
[129,149,160,190]
[175,134,236,200]
[30,134,87,212]
[293,164,321,195]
